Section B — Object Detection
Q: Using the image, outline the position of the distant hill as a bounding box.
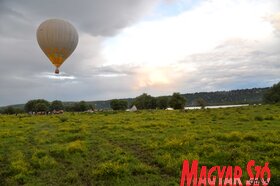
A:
[0,87,269,110]
[183,88,268,106]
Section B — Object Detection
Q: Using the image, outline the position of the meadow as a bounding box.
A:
[0,105,279,185]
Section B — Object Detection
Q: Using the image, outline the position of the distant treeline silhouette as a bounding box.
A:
[1,85,280,114]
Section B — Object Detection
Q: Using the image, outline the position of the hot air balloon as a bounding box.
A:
[37,19,78,74]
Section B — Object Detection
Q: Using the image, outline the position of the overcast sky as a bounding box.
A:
[0,0,279,106]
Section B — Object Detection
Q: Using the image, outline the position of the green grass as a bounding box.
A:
[0,105,280,185]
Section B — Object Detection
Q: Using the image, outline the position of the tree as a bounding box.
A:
[264,82,280,104]
[72,101,90,112]
[78,101,89,111]
[35,103,49,112]
[24,99,50,112]
[14,108,24,114]
[196,97,207,109]
[50,100,64,111]
[2,106,15,114]
[110,99,128,110]
[156,96,169,109]
[132,93,156,109]
[64,105,75,112]
[25,100,36,112]
[169,92,187,109]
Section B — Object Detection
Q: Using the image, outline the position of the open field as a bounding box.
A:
[0,105,279,185]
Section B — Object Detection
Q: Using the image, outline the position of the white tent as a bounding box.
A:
[165,108,174,110]
[130,105,137,112]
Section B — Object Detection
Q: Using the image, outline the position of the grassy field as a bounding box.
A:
[0,105,279,185]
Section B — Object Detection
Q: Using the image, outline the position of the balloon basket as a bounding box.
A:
[55,68,59,74]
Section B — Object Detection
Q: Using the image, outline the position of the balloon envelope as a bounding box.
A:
[37,19,78,73]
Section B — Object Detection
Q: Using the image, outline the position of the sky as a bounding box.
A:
[0,0,280,106]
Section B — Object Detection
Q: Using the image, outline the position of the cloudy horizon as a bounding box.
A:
[0,0,280,106]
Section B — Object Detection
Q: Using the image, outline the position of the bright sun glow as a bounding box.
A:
[101,0,275,88]
[136,67,170,89]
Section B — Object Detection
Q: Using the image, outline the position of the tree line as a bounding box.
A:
[0,100,93,114]
[90,87,270,109]
[24,100,94,113]
[1,82,279,114]
[110,92,187,110]
[0,92,188,114]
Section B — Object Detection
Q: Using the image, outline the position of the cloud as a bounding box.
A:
[265,12,280,37]
[179,38,280,91]
[37,72,77,80]
[101,0,280,93]
[0,0,162,105]
[0,0,279,106]
[0,0,160,37]
[103,0,276,67]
